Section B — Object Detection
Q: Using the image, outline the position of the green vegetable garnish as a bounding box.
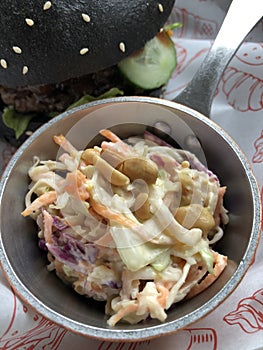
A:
[2,106,36,139]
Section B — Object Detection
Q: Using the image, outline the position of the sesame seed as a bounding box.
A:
[158,3,164,13]
[13,46,22,54]
[25,18,34,26]
[119,42,126,53]
[82,13,91,23]
[43,1,52,10]
[0,59,7,69]
[80,48,89,55]
[22,66,29,75]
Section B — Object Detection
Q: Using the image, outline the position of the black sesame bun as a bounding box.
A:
[0,0,175,88]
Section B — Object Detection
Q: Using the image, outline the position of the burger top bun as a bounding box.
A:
[0,0,175,88]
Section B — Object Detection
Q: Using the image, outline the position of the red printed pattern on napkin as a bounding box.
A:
[221,67,263,112]
[97,341,151,350]
[0,286,67,350]
[0,316,67,350]
[184,327,217,350]
[236,43,263,66]
[223,288,263,333]
[220,43,263,112]
[164,43,209,99]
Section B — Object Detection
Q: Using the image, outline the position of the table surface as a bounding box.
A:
[0,1,263,349]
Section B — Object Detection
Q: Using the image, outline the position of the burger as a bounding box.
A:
[0,0,178,146]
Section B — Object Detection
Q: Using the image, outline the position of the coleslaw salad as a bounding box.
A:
[21,129,229,326]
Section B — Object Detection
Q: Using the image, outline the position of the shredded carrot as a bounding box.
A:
[156,283,169,308]
[54,260,64,274]
[53,134,78,155]
[163,281,175,290]
[108,303,138,326]
[43,209,54,245]
[21,191,57,217]
[212,251,228,277]
[89,206,104,220]
[90,198,138,230]
[100,129,123,143]
[100,129,132,154]
[62,170,89,201]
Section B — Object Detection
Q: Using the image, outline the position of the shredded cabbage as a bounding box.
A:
[21,130,229,326]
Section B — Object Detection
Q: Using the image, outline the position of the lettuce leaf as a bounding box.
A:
[2,106,36,139]
[67,87,124,110]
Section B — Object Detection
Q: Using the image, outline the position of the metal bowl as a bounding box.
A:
[0,96,261,341]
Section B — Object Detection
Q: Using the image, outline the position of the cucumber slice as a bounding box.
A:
[118,32,177,90]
